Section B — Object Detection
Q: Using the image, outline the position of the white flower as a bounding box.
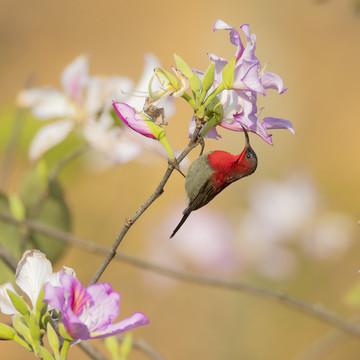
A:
[0,250,74,315]
[18,54,171,165]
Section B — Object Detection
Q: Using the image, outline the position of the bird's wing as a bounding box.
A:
[183,177,219,214]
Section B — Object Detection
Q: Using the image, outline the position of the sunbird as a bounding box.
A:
[171,127,258,238]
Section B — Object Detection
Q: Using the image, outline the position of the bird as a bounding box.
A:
[170,127,258,238]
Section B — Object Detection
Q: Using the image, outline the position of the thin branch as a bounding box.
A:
[78,341,109,360]
[116,335,165,360]
[0,242,17,272]
[88,127,202,285]
[1,211,360,338]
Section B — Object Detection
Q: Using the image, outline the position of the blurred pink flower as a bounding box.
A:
[17,54,171,164]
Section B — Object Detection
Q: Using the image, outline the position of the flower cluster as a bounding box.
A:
[17,54,174,165]
[0,250,148,359]
[113,19,294,152]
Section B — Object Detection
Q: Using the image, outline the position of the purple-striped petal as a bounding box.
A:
[262,117,295,134]
[89,312,149,339]
[261,72,287,94]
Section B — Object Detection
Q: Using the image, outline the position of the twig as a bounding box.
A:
[88,127,201,285]
[1,211,360,338]
[295,315,360,360]
[78,341,109,360]
[0,242,17,272]
[116,335,165,360]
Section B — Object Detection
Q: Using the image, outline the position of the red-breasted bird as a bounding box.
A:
[170,127,258,238]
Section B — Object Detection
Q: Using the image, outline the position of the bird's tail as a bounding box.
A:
[170,212,191,239]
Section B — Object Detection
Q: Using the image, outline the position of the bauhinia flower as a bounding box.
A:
[0,249,71,315]
[113,102,175,160]
[192,19,295,145]
[112,66,189,161]
[44,270,149,340]
[17,54,169,164]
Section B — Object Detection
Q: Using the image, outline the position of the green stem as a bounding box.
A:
[60,339,71,360]
[181,93,197,110]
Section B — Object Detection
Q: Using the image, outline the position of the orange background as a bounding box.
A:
[1,0,360,359]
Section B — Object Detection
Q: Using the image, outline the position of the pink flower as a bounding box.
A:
[194,20,295,145]
[44,271,149,340]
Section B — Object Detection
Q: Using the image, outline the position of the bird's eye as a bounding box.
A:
[246,153,251,159]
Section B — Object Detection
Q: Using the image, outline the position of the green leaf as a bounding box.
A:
[7,290,30,316]
[47,322,60,360]
[221,56,236,89]
[200,62,215,103]
[173,54,194,81]
[36,286,48,324]
[120,333,133,360]
[8,193,26,220]
[29,312,41,355]
[40,346,55,360]
[13,333,33,352]
[105,336,120,360]
[58,322,73,341]
[0,192,23,283]
[20,168,71,263]
[344,281,360,307]
[0,322,16,340]
[12,313,33,347]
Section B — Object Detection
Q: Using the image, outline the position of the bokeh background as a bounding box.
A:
[1,0,360,359]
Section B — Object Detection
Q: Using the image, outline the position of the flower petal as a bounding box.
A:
[82,283,120,330]
[0,281,18,315]
[17,89,74,119]
[83,116,142,165]
[29,119,74,160]
[112,102,156,139]
[61,55,89,104]
[262,117,295,135]
[15,250,52,308]
[89,312,149,339]
[261,72,287,94]
[59,271,93,316]
[125,54,161,111]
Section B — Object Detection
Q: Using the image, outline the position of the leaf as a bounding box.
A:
[7,289,30,316]
[173,54,194,81]
[20,168,71,264]
[29,312,41,355]
[120,333,133,360]
[344,281,360,307]
[0,322,16,340]
[12,313,33,347]
[221,56,236,89]
[0,192,23,283]
[105,336,120,360]
[47,322,60,360]
[40,346,55,360]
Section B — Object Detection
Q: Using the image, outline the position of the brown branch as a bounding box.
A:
[1,211,360,339]
[88,127,202,285]
[78,341,109,360]
[0,242,17,272]
[116,335,165,360]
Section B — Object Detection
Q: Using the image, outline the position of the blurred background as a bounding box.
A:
[1,0,360,359]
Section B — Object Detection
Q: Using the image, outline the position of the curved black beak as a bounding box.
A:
[241,125,250,149]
